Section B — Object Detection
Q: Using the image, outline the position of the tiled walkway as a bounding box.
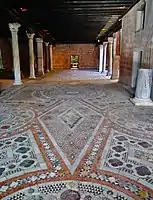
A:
[0,70,153,200]
[30,69,112,84]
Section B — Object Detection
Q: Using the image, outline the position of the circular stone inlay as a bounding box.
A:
[135,166,151,177]
[1,125,10,129]
[109,106,153,133]
[14,136,27,143]
[28,188,35,194]
[19,159,35,168]
[0,143,3,147]
[112,146,126,153]
[126,164,133,168]
[0,167,5,175]
[5,141,12,145]
[137,141,152,149]
[60,190,81,200]
[108,158,124,168]
[16,147,30,154]
[114,153,120,157]
[0,105,35,133]
[22,155,28,159]
[115,136,128,141]
[8,164,16,169]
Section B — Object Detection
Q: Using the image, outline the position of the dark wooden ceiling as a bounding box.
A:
[1,0,139,43]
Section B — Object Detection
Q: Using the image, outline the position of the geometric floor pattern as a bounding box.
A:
[0,82,153,200]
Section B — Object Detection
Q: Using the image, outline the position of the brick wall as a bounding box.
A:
[120,0,153,86]
[53,44,98,69]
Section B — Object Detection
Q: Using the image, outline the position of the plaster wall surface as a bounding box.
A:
[119,0,153,96]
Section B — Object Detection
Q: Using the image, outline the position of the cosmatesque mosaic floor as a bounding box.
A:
[0,83,153,200]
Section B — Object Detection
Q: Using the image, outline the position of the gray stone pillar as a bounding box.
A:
[9,23,23,85]
[113,33,117,58]
[45,42,50,72]
[27,33,36,79]
[49,44,53,71]
[102,42,108,75]
[99,45,103,73]
[112,33,119,80]
[112,56,120,80]
[108,37,113,76]
[130,69,153,106]
[36,38,44,76]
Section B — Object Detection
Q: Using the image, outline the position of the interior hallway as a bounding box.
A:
[0,70,153,200]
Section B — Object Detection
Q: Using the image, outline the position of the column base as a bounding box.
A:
[130,97,153,106]
[101,71,107,75]
[38,71,44,76]
[99,67,102,73]
[46,70,50,72]
[71,66,78,69]
[107,71,112,76]
[111,76,119,80]
[13,81,23,86]
[29,76,36,79]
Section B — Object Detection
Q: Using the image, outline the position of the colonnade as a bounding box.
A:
[98,31,121,79]
[9,22,121,85]
[9,23,53,85]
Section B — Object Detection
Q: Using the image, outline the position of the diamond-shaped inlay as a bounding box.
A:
[59,109,83,129]
[39,99,103,174]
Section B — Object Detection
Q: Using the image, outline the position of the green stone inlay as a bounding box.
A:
[9,164,16,169]
[0,168,5,175]
[0,143,3,147]
[20,159,35,168]
[16,147,30,154]
[14,136,27,143]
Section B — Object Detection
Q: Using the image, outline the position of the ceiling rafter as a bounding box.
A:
[1,0,138,42]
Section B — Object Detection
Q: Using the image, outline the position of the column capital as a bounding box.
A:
[27,33,35,39]
[103,42,108,46]
[108,37,113,43]
[9,23,21,32]
[99,44,103,49]
[44,42,49,46]
[113,33,117,38]
[36,38,43,43]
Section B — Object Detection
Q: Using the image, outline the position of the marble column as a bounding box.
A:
[130,69,153,106]
[102,42,108,75]
[9,23,23,85]
[45,42,50,72]
[112,56,120,80]
[99,45,103,73]
[27,33,36,79]
[49,44,53,71]
[108,37,113,76]
[36,38,44,76]
[113,33,117,58]
[112,33,119,80]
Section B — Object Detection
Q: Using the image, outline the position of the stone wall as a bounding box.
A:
[53,44,98,69]
[0,38,13,71]
[19,42,29,77]
[119,0,153,86]
[0,38,29,78]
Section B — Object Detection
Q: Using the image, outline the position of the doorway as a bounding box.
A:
[71,55,79,69]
